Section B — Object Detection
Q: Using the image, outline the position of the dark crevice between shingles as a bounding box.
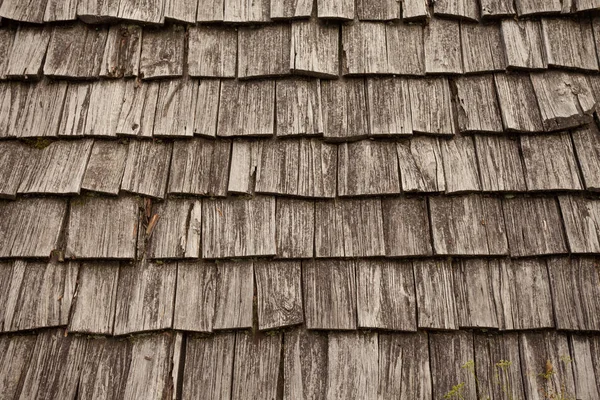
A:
[51,197,72,263]
[567,128,587,191]
[174,332,187,400]
[276,332,285,400]
[425,197,437,255]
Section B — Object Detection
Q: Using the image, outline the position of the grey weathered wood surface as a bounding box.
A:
[430,195,508,255]
[164,0,197,22]
[197,0,224,21]
[239,24,291,78]
[502,197,568,257]
[453,259,501,328]
[140,26,184,79]
[343,22,388,74]
[0,28,15,79]
[194,79,220,137]
[218,80,275,137]
[84,80,126,137]
[424,18,463,74]
[367,78,412,135]
[0,141,34,199]
[76,0,120,23]
[202,197,276,258]
[572,125,600,190]
[18,139,93,195]
[434,0,479,21]
[291,20,340,78]
[81,139,129,195]
[315,198,385,257]
[396,137,446,192]
[494,73,544,132]
[69,262,119,334]
[100,25,141,78]
[357,0,399,20]
[5,26,50,77]
[0,83,30,139]
[578,0,600,10]
[474,135,527,192]
[440,134,482,193]
[542,18,598,71]
[16,80,67,138]
[317,0,354,19]
[117,80,159,137]
[188,26,237,77]
[386,21,425,75]
[213,261,254,329]
[338,140,401,196]
[154,79,197,137]
[255,260,304,330]
[121,139,172,198]
[515,0,561,15]
[559,196,600,253]
[414,259,458,330]
[0,198,67,258]
[0,333,37,399]
[326,332,378,399]
[118,0,165,24]
[182,333,234,400]
[223,0,270,22]
[303,260,357,330]
[276,79,324,136]
[283,329,328,400]
[321,79,370,140]
[480,0,516,17]
[67,196,139,259]
[114,261,176,335]
[402,0,429,19]
[500,19,547,70]
[381,197,433,256]
[570,335,600,400]
[356,260,417,331]
[232,333,282,400]
[174,261,216,332]
[276,198,315,258]
[270,0,313,18]
[430,331,477,400]
[57,83,92,137]
[0,0,48,23]
[454,75,503,133]
[409,78,456,135]
[520,132,583,190]
[227,140,261,194]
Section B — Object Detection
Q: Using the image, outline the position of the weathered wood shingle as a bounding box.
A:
[117,80,159,137]
[414,259,458,330]
[382,197,433,256]
[224,0,270,23]
[121,139,172,199]
[515,0,561,16]
[5,26,50,78]
[140,26,184,79]
[321,78,370,140]
[559,196,600,253]
[480,0,516,17]
[81,140,129,195]
[396,137,446,192]
[76,0,120,23]
[494,73,544,132]
[454,75,503,133]
[572,125,600,191]
[541,17,598,71]
[0,0,49,23]
[174,261,216,332]
[270,0,313,18]
[500,19,547,70]
[188,26,237,78]
[239,24,291,78]
[276,79,324,136]
[474,135,527,192]
[357,0,399,20]
[440,134,482,193]
[434,0,479,21]
[318,0,354,19]
[409,78,456,135]
[0,141,34,199]
[367,78,412,135]
[15,80,68,138]
[283,329,328,399]
[290,20,339,78]
[213,261,254,329]
[100,25,141,78]
[430,332,476,400]
[154,79,198,138]
[424,18,463,74]
[218,80,275,137]
[276,198,315,258]
[118,0,165,24]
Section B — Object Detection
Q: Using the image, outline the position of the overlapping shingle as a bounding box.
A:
[238,24,291,78]
[290,20,339,78]
[81,139,129,195]
[4,26,50,78]
[424,18,463,74]
[321,79,369,140]
[500,19,547,70]
[409,78,456,135]
[317,0,354,19]
[440,134,482,193]
[515,0,561,16]
[480,0,516,17]
[0,141,34,199]
[541,17,598,71]
[572,125,600,191]
[454,75,503,133]
[276,198,315,258]
[140,25,184,79]
[217,80,275,137]
[460,22,505,73]
[494,73,544,132]
[434,0,480,21]
[100,24,142,78]
[121,139,172,198]
[367,78,412,135]
[173,261,216,332]
[276,78,323,136]
[270,0,313,19]
[188,26,237,78]
[213,261,254,329]
[117,80,159,137]
[474,135,527,192]
[396,137,446,192]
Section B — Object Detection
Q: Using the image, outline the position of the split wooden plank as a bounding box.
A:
[270,0,313,18]
[327,332,378,399]
[202,197,276,258]
[140,25,185,79]
[402,0,429,20]
[542,18,598,71]
[430,195,508,255]
[154,79,198,137]
[0,334,37,400]
[409,78,456,135]
[228,141,261,194]
[224,0,270,22]
[213,261,254,329]
[5,26,51,78]
[14,80,68,138]
[121,139,172,199]
[434,0,479,21]
[283,329,328,400]
[194,79,221,137]
[182,333,235,400]
[440,134,482,193]
[239,24,291,78]
[357,0,399,20]
[290,20,339,78]
[474,135,527,192]
[454,75,503,133]
[2,261,77,332]
[116,80,160,137]
[56,83,92,137]
[570,335,600,400]
[276,198,315,258]
[414,259,458,330]
[366,77,412,135]
[303,260,357,329]
[424,17,463,74]
[460,22,505,73]
[317,0,354,19]
[77,0,120,23]
[572,125,600,191]
[255,260,303,330]
[502,196,568,257]
[515,0,561,16]
[197,0,224,21]
[100,25,142,78]
[480,0,516,17]
[69,262,119,335]
[113,261,176,335]
[174,261,216,332]
[338,140,401,196]
[0,141,34,199]
[0,0,48,23]
[81,140,129,195]
[548,257,600,331]
[164,0,197,22]
[500,19,547,70]
[188,26,237,78]
[356,260,417,331]
[83,80,127,137]
[118,0,165,24]
[396,137,446,192]
[0,198,67,258]
[67,196,139,259]
[430,331,477,400]
[145,199,202,259]
[232,332,282,400]
[386,21,426,75]
[321,78,370,140]
[315,198,385,257]
[342,22,389,75]
[520,132,583,190]
[494,73,544,132]
[217,80,275,137]
[18,139,93,195]
[276,78,323,136]
[381,197,433,256]
[44,0,77,21]
[559,196,600,253]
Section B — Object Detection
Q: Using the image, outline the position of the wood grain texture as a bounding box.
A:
[414,259,458,330]
[118,0,165,24]
[228,141,261,194]
[197,0,224,21]
[356,260,416,331]
[430,331,477,400]
[434,0,479,21]
[502,196,568,257]
[0,334,37,400]
[440,134,482,193]
[396,137,445,192]
[5,26,50,78]
[0,198,67,258]
[270,0,313,18]
[409,78,456,135]
[357,0,399,20]
[276,198,315,258]
[0,28,15,79]
[76,0,120,23]
[218,80,275,137]
[276,79,324,136]
[121,139,172,199]
[381,197,433,256]
[154,79,198,137]
[0,141,34,199]
[224,0,270,22]
[164,0,197,22]
[385,21,425,75]
[317,0,354,19]
[84,80,126,137]
[202,197,276,258]
[572,124,600,190]
[14,80,67,139]
[117,80,159,137]
[424,17,463,74]
[570,335,600,400]
[57,83,92,137]
[114,261,176,335]
[454,75,503,133]
[67,196,139,259]
[100,25,141,78]
[174,261,216,332]
[213,261,254,329]
[459,19,506,73]
[290,20,339,78]
[283,329,328,400]
[81,139,129,195]
[367,78,412,135]
[474,135,527,192]
[402,0,429,20]
[140,26,184,79]
[255,260,303,330]
[0,83,29,139]
[559,196,600,253]
[188,26,237,78]
[494,73,544,132]
[480,0,516,17]
[520,132,583,190]
[515,0,561,15]
[0,0,49,23]
[500,19,547,70]
[303,260,357,330]
[321,79,370,140]
[69,262,119,334]
[342,22,389,74]
[194,79,221,137]
[239,24,291,78]
[542,17,598,71]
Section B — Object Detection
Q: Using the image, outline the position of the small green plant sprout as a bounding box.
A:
[536,357,576,400]
[494,360,515,400]
[444,382,466,400]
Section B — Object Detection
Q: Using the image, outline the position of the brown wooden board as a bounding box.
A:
[494,73,544,132]
[424,18,463,74]
[381,197,433,256]
[116,80,159,138]
[188,26,237,78]
[121,139,172,199]
[559,196,600,253]
[174,261,216,332]
[414,259,458,330]
[81,139,129,195]
[276,198,315,258]
[366,78,412,135]
[217,80,275,137]
[440,134,482,193]
[396,137,446,192]
[409,78,456,135]
[500,19,547,70]
[213,261,254,329]
[430,331,477,400]
[542,18,598,71]
[154,79,198,137]
[239,24,291,78]
[139,25,184,79]
[572,125,600,191]
[283,329,328,400]
[5,26,50,78]
[100,25,142,78]
[453,75,503,133]
[276,78,324,136]
[290,20,339,78]
[321,79,370,140]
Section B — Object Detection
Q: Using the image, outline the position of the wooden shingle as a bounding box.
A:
[276,78,323,136]
[500,19,547,70]
[270,0,313,18]
[197,0,224,21]
[386,21,425,75]
[570,335,600,399]
[474,135,527,192]
[140,26,184,79]
[164,0,197,22]
[542,17,598,71]
[367,78,412,135]
[84,80,126,137]
[480,0,516,17]
[559,196,600,253]
[118,0,165,24]
[0,334,37,400]
[76,0,120,23]
[0,0,49,23]
[402,0,429,20]
[213,261,254,329]
[409,78,456,135]
[430,332,476,400]
[283,329,328,399]
[239,24,290,78]
[100,25,141,78]
[290,20,339,78]
[57,83,92,137]
[188,26,237,78]
[342,22,388,75]
[194,79,221,137]
[317,0,354,19]
[440,134,482,193]
[5,26,50,78]
[381,197,433,256]
[460,22,505,73]
[79,338,132,400]
[217,80,275,137]
[154,79,197,137]
[81,140,129,195]
[414,259,458,330]
[434,0,479,21]
[224,0,270,22]
[357,0,399,20]
[121,139,172,199]
[0,141,34,199]
[0,83,29,139]
[14,81,67,139]
[117,80,159,137]
[228,141,261,194]
[321,79,370,140]
[396,137,446,192]
[0,28,15,79]
[424,18,463,74]
[515,0,561,16]
[276,198,315,258]
[174,261,216,332]
[494,73,544,132]
[454,75,503,133]
[572,125,600,191]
